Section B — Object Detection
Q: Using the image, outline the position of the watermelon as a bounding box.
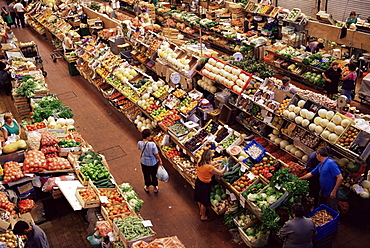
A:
[221,193,227,200]
[213,199,219,206]
[347,161,359,173]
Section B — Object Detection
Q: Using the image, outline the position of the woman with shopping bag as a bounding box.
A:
[138,129,163,194]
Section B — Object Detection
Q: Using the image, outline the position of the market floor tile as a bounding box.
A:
[7,21,370,248]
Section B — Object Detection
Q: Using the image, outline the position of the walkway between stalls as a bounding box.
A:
[11,24,370,248]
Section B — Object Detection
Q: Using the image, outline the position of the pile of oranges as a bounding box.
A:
[276,98,291,115]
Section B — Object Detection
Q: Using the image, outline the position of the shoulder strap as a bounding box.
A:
[140,142,148,157]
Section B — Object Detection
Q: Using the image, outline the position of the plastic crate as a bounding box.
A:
[244,140,266,162]
[306,204,339,241]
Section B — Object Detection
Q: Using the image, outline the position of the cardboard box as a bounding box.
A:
[0,208,10,231]
[10,212,34,229]
[51,188,63,199]
[17,182,34,195]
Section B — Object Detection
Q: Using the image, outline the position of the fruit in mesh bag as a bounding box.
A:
[23,150,47,173]
[18,199,35,214]
[40,131,59,146]
[46,157,72,170]
[3,161,24,183]
[0,192,15,215]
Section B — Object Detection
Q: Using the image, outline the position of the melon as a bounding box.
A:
[309,123,316,131]
[269,134,277,142]
[302,119,310,127]
[334,126,345,135]
[341,119,350,128]
[290,147,298,154]
[302,155,308,162]
[283,110,290,117]
[306,111,315,120]
[315,125,323,134]
[298,100,305,108]
[295,150,304,158]
[328,133,339,142]
[326,111,335,120]
[321,130,331,139]
[288,105,296,112]
[318,109,327,118]
[295,116,303,125]
[314,117,322,125]
[294,106,301,114]
[280,140,290,149]
[272,129,280,135]
[288,112,296,120]
[300,109,308,118]
[274,138,282,145]
[285,145,294,152]
[332,115,342,125]
[337,158,349,168]
[320,119,330,128]
[327,122,336,132]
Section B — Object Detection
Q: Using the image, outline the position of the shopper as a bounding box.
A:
[0,62,12,96]
[13,0,25,28]
[8,0,17,27]
[13,221,50,248]
[299,147,343,211]
[279,76,297,94]
[346,11,358,29]
[1,7,13,27]
[279,203,316,248]
[322,61,342,99]
[341,63,357,101]
[138,129,162,193]
[194,149,226,221]
[63,32,74,53]
[305,39,324,54]
[4,26,14,44]
[1,112,20,142]
[243,14,254,33]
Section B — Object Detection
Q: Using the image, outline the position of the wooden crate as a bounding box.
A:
[75,187,100,208]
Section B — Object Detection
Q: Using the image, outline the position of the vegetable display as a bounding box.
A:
[18,199,35,213]
[32,95,74,122]
[15,75,47,98]
[0,192,15,215]
[115,215,153,241]
[310,209,333,226]
[210,184,229,212]
[119,183,144,212]
[46,157,72,170]
[79,151,111,182]
[23,150,46,173]
[3,161,24,183]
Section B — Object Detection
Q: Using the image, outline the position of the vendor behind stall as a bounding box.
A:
[346,11,358,29]
[63,32,74,53]
[1,113,20,142]
[305,38,324,54]
[243,14,254,33]
[279,76,298,94]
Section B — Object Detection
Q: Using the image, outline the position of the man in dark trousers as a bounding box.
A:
[299,147,343,211]
[13,221,50,248]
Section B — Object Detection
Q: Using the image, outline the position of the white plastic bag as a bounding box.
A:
[157,165,169,182]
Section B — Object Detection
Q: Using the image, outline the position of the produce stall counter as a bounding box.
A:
[56,180,83,211]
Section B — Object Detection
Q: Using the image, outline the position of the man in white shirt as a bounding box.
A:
[13,0,25,28]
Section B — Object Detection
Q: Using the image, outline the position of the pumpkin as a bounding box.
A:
[2,140,27,154]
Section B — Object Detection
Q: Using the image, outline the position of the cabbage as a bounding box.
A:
[247,193,258,202]
[266,195,277,204]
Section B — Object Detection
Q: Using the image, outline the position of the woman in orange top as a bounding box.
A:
[194,149,226,221]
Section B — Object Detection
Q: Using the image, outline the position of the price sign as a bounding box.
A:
[275,184,281,190]
[216,147,222,153]
[99,196,110,204]
[176,145,180,150]
[190,157,195,163]
[239,194,246,208]
[183,149,187,154]
[247,172,255,180]
[240,164,247,172]
[233,52,244,61]
[355,186,364,194]
[142,220,153,227]
[226,189,230,195]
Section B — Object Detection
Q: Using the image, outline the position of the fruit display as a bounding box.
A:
[172,88,186,98]
[286,8,301,21]
[219,134,239,150]
[232,174,257,193]
[336,126,359,149]
[197,77,217,93]
[309,108,335,135]
[275,98,291,115]
[152,85,170,98]
[184,129,208,152]
[177,96,198,115]
[271,116,284,130]
[0,230,18,248]
[291,126,321,149]
[102,203,132,217]
[250,156,276,180]
[150,106,171,122]
[172,156,195,169]
[78,188,98,202]
[282,100,318,130]
[98,188,126,204]
[204,121,220,134]
[25,121,47,131]
[320,113,353,144]
[201,57,252,94]
[114,66,138,84]
[134,115,157,132]
[244,79,261,97]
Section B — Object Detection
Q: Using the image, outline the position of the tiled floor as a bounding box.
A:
[6,24,370,248]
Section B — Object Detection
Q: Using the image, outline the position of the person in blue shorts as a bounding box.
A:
[299,147,343,211]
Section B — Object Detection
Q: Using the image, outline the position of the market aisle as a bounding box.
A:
[12,27,239,247]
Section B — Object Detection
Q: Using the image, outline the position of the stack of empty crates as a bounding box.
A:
[229,3,245,22]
